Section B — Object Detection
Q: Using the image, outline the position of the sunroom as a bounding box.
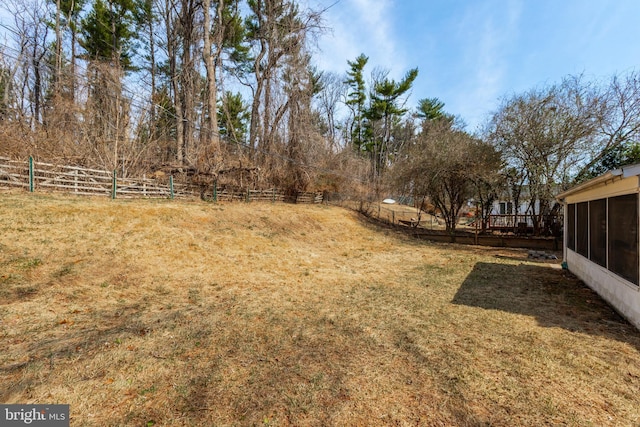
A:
[556,163,640,329]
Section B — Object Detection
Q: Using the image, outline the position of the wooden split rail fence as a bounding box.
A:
[0,156,188,198]
[214,188,323,204]
[0,157,324,204]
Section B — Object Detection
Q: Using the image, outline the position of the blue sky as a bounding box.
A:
[309,0,640,132]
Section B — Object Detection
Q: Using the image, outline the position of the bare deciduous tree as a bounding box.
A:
[575,71,640,180]
[392,119,501,237]
[246,0,321,157]
[487,76,600,233]
[314,71,345,150]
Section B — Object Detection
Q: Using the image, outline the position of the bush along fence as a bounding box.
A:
[0,156,324,204]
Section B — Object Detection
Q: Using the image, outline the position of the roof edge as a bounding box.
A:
[556,170,622,201]
[620,163,640,178]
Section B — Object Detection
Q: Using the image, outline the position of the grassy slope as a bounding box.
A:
[1,192,639,426]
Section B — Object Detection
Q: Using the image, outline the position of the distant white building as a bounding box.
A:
[556,164,640,330]
[490,199,536,216]
[487,187,543,231]
[489,185,541,216]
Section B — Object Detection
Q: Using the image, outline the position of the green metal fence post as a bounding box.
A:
[246,188,250,203]
[29,156,34,192]
[111,169,117,199]
[169,175,174,199]
[213,180,217,202]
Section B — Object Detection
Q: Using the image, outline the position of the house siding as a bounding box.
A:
[567,249,640,330]
[560,172,640,330]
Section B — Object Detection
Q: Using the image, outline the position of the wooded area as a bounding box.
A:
[2,0,640,234]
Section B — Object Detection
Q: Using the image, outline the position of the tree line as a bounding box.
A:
[392,73,640,234]
[1,0,640,233]
[1,0,333,191]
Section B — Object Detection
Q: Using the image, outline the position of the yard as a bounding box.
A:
[1,192,639,426]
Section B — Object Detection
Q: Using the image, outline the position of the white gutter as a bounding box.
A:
[555,169,623,202]
[620,163,640,178]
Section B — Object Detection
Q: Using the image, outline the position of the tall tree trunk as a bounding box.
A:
[164,0,184,166]
[249,38,266,153]
[202,0,220,153]
[55,0,62,92]
[180,0,197,164]
[32,44,41,125]
[147,5,156,125]
[181,46,194,163]
[173,74,185,165]
[70,12,77,100]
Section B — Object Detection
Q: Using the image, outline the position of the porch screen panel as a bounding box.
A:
[608,193,639,285]
[567,203,576,251]
[576,202,589,257]
[589,199,607,267]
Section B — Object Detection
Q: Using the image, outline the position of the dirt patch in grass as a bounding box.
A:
[1,192,639,426]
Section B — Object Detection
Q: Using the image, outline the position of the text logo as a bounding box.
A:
[1,405,69,426]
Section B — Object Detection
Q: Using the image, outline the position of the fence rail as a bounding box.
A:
[489,214,535,229]
[0,157,29,188]
[0,157,323,204]
[488,214,562,235]
[35,163,113,196]
[213,188,322,204]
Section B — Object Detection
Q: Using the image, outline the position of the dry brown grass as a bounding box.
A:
[1,191,639,426]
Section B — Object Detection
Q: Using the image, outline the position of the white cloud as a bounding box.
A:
[313,0,406,78]
[449,0,523,130]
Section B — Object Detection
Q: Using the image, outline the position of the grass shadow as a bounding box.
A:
[453,262,640,345]
[0,302,188,402]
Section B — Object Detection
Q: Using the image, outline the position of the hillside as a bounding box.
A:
[1,192,639,426]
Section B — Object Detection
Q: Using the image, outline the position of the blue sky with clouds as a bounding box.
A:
[310,0,640,131]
